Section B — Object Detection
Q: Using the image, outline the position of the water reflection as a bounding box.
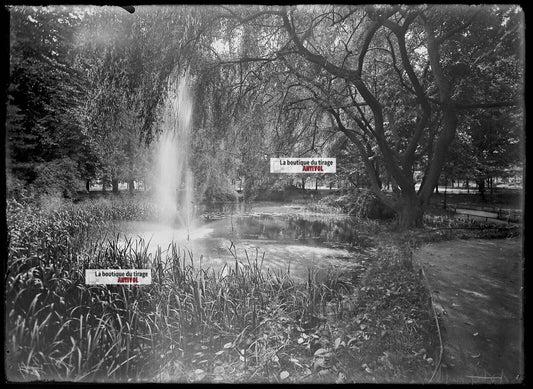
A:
[119,204,371,281]
[210,214,365,249]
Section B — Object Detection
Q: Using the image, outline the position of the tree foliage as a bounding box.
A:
[207,4,523,226]
[7,6,94,195]
[6,5,523,227]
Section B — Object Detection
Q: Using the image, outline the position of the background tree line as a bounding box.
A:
[5,5,523,226]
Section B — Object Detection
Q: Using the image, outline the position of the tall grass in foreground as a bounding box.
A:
[5,198,352,382]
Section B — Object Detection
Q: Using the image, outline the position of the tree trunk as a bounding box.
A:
[477,179,486,201]
[86,179,90,192]
[112,179,119,194]
[443,179,448,209]
[397,193,424,229]
[374,161,382,189]
[128,179,135,194]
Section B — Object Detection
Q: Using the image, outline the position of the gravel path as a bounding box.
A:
[414,238,523,383]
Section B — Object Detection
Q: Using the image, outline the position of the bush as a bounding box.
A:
[31,158,84,199]
[79,197,160,222]
[316,189,395,220]
[203,186,239,203]
[6,171,29,200]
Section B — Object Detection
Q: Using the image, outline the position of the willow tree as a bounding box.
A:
[213,4,523,227]
[73,5,217,191]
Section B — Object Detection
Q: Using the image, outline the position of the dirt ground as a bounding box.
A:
[414,238,523,383]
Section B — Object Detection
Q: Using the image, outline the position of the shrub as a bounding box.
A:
[316,189,395,220]
[31,158,84,199]
[6,171,29,200]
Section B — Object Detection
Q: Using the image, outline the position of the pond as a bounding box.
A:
[118,203,373,281]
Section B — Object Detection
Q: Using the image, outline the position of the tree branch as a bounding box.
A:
[455,101,519,110]
[218,56,278,65]
[328,108,396,209]
[385,35,417,95]
[436,9,481,44]
[418,15,458,203]
[281,7,418,196]
[357,20,383,75]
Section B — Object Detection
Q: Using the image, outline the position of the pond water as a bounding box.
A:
[119,203,373,281]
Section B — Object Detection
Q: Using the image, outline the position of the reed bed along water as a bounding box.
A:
[5,197,358,382]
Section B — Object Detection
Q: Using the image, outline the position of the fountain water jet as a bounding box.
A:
[154,72,195,236]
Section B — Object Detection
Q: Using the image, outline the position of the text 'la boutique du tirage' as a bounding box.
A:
[270,158,336,173]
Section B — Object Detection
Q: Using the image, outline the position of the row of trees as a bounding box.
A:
[7,6,214,197]
[6,5,523,226]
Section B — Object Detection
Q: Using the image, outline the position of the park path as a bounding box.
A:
[414,238,523,383]
[453,208,519,225]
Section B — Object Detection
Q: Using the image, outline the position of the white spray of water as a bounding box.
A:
[155,73,195,237]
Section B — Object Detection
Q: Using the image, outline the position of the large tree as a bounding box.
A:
[6,6,98,196]
[74,6,212,192]
[208,4,523,227]
[443,108,522,200]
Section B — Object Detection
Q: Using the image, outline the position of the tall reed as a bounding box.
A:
[6,197,352,382]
